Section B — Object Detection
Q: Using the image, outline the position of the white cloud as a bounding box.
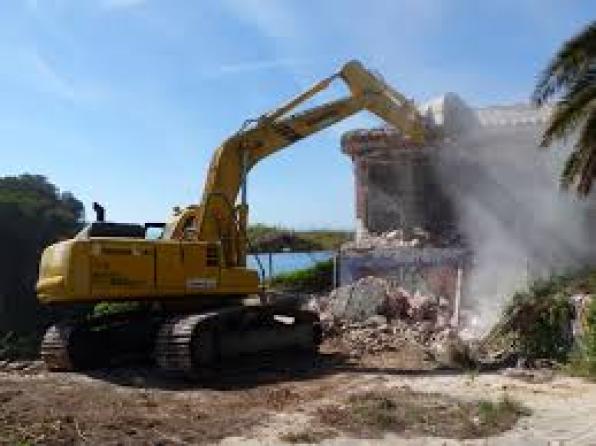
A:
[28,51,78,101]
[100,0,147,11]
[25,0,71,14]
[15,49,109,105]
[217,0,447,94]
[26,0,39,11]
[215,58,306,75]
[220,0,300,40]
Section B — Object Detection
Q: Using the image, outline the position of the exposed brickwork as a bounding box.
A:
[341,128,457,237]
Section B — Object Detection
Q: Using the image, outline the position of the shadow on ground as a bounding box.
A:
[83,350,460,391]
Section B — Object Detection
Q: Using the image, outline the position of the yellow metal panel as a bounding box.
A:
[180,242,220,293]
[89,240,155,298]
[155,242,184,291]
[218,267,260,294]
[37,240,73,303]
[69,242,90,297]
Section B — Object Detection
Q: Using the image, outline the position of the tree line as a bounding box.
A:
[0,174,84,333]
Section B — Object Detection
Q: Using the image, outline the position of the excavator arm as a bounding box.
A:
[165,60,428,266]
[202,60,425,207]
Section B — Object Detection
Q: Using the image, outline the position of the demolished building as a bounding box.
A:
[338,93,576,328]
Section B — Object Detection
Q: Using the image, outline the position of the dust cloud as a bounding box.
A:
[425,93,596,334]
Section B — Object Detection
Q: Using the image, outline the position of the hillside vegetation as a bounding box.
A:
[0,175,84,332]
[248,223,352,253]
[0,174,86,359]
[270,259,334,293]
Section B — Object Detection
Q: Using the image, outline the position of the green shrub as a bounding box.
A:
[92,301,141,318]
[488,268,596,374]
[503,277,574,363]
[584,298,596,370]
[477,395,531,428]
[270,259,334,292]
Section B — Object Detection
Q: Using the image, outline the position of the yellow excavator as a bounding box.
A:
[36,60,428,375]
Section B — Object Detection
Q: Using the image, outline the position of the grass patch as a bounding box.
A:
[477,395,531,430]
[315,391,404,438]
[566,349,596,380]
[270,259,334,293]
[313,389,530,440]
[92,301,141,318]
[280,428,337,444]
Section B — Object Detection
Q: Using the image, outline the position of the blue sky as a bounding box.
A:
[1,1,595,229]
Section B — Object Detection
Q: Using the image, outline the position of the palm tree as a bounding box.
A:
[532,21,596,195]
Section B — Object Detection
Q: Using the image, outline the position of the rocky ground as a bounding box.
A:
[1,346,596,445]
[1,277,594,445]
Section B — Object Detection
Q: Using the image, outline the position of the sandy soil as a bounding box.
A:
[1,346,596,445]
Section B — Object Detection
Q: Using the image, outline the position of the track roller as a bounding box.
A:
[154,307,321,376]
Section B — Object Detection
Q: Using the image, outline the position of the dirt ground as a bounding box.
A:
[2,343,596,445]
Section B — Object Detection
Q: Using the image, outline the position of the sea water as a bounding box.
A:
[247,251,334,278]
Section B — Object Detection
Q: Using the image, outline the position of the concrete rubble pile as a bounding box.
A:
[316,276,458,358]
[342,227,463,250]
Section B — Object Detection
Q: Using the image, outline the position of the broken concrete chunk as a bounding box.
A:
[328,276,388,322]
[320,276,465,359]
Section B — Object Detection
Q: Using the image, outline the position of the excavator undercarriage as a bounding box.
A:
[41,301,321,376]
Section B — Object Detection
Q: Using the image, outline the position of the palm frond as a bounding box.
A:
[532,21,596,105]
[561,109,596,195]
[541,69,596,147]
[561,151,581,190]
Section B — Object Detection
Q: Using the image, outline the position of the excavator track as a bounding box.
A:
[154,313,216,374]
[154,306,322,377]
[41,305,321,376]
[41,312,162,372]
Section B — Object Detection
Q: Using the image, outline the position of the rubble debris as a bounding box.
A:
[342,227,464,250]
[322,276,451,325]
[500,366,555,383]
[319,276,460,362]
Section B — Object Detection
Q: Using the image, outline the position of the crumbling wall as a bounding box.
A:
[340,122,467,308]
[341,129,457,239]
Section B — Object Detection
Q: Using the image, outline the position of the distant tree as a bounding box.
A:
[532,21,596,195]
[247,223,352,253]
[0,174,84,332]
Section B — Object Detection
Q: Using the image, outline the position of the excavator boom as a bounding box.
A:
[202,60,425,215]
